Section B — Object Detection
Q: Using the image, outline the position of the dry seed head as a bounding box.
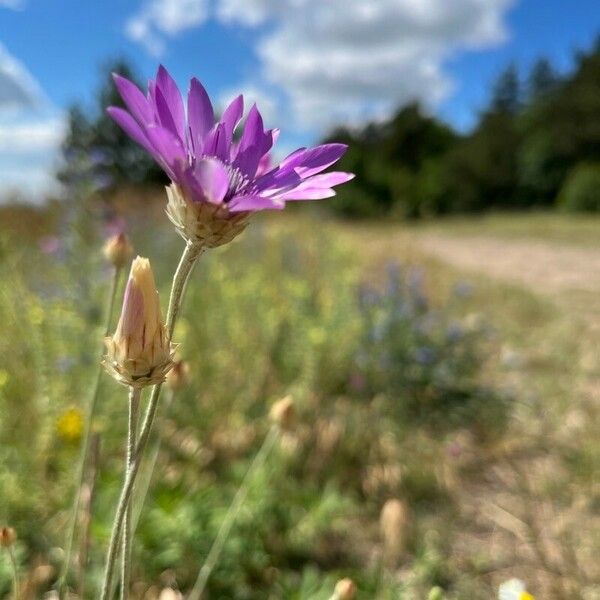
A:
[380,498,409,566]
[269,395,296,430]
[103,233,133,269]
[166,183,250,248]
[165,359,190,390]
[103,256,175,387]
[0,526,16,547]
[334,578,357,600]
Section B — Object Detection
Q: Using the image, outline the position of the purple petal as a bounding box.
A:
[279,171,354,201]
[156,65,185,142]
[229,194,285,212]
[187,77,214,151]
[233,144,262,178]
[271,128,280,146]
[107,107,155,155]
[281,143,348,178]
[254,164,302,194]
[185,158,229,204]
[280,188,337,200]
[256,153,272,177]
[203,123,227,161]
[301,171,355,188]
[154,86,184,145]
[112,74,153,124]
[238,104,264,154]
[280,171,354,201]
[144,125,186,180]
[221,94,244,147]
[260,128,275,156]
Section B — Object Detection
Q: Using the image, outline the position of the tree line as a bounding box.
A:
[59,39,600,217]
[325,38,600,217]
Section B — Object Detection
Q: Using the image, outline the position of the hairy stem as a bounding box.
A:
[58,265,121,598]
[132,388,175,532]
[120,387,141,600]
[100,241,201,600]
[77,433,101,599]
[188,427,279,600]
[8,547,19,600]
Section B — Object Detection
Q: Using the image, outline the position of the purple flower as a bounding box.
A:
[107,66,354,214]
[39,236,61,255]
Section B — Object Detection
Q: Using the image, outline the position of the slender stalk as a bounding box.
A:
[8,547,19,600]
[77,433,101,599]
[120,387,141,600]
[100,241,202,600]
[58,265,121,598]
[132,388,175,532]
[188,427,279,600]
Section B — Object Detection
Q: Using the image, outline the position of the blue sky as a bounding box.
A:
[0,0,598,198]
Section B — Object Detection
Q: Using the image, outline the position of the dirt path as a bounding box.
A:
[414,233,600,297]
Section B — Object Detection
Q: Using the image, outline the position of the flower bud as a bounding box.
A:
[165,360,190,391]
[103,233,133,268]
[269,395,296,430]
[0,526,16,547]
[166,183,249,248]
[104,257,175,387]
[428,587,444,600]
[380,498,409,566]
[334,578,356,600]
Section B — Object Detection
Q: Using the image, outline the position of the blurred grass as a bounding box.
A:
[406,211,600,247]
[0,203,598,598]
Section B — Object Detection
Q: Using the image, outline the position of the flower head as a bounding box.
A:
[0,527,16,548]
[334,578,357,600]
[499,579,534,600]
[56,407,84,443]
[269,395,296,430]
[103,232,134,269]
[104,256,175,387]
[108,66,353,246]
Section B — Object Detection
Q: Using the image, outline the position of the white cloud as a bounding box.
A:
[0,0,25,9]
[0,113,66,198]
[0,116,65,152]
[0,44,64,198]
[126,0,209,56]
[0,43,45,111]
[216,0,514,129]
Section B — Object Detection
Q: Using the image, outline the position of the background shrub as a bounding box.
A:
[558,162,600,212]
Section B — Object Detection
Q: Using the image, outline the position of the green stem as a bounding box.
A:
[120,386,140,600]
[132,388,175,532]
[8,547,19,600]
[58,265,121,598]
[100,241,202,600]
[187,427,279,600]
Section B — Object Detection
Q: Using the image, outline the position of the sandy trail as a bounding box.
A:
[415,233,600,297]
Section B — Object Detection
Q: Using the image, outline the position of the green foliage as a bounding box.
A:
[527,58,560,101]
[327,105,456,218]
[0,211,505,597]
[558,162,600,212]
[327,40,600,217]
[354,265,506,431]
[490,63,521,115]
[57,59,166,192]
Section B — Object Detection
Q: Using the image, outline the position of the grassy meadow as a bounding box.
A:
[0,198,598,599]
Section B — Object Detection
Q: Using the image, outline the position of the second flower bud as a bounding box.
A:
[103,256,176,388]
